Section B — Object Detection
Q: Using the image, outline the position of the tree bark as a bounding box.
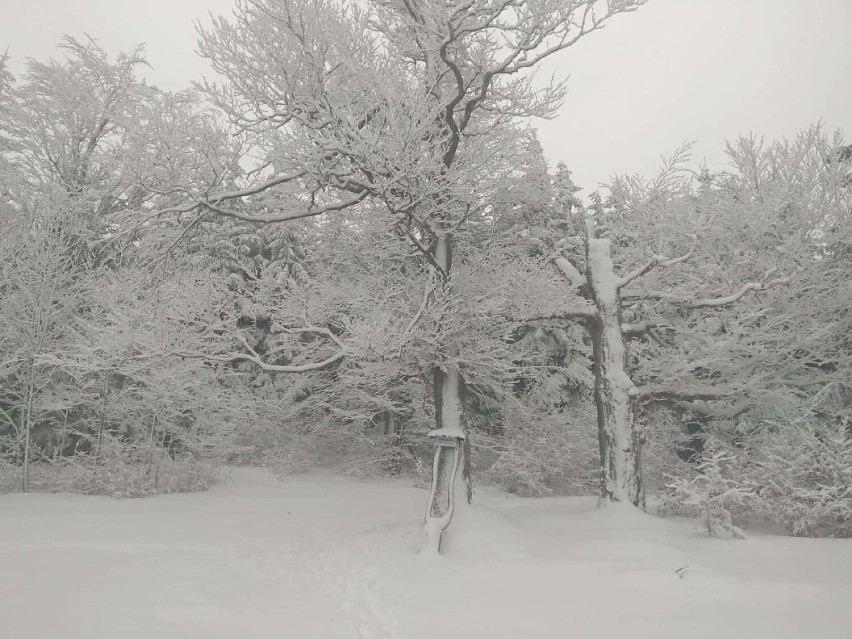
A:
[586,238,644,508]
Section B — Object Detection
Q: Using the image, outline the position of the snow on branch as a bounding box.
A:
[622,275,791,308]
[554,256,585,288]
[634,384,736,402]
[181,326,348,374]
[616,242,695,290]
[223,349,345,374]
[689,276,791,308]
[620,320,669,338]
[397,274,433,359]
[676,398,753,420]
[206,170,306,204]
[453,0,644,133]
[198,189,370,224]
[518,306,599,324]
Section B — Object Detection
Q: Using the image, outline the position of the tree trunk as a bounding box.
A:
[21,362,36,494]
[423,234,472,554]
[424,366,471,554]
[94,371,111,460]
[145,413,158,476]
[22,406,31,494]
[382,410,407,475]
[585,238,644,508]
[382,411,397,436]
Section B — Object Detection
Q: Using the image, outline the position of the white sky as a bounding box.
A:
[3,0,851,190]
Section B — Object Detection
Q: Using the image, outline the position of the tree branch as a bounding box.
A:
[554,256,585,288]
[622,275,791,308]
[676,399,753,420]
[518,306,598,324]
[617,242,695,290]
[689,276,791,308]
[197,188,369,224]
[197,349,345,374]
[397,272,433,359]
[160,210,208,260]
[635,384,736,402]
[207,170,307,205]
[621,320,669,339]
[179,326,348,374]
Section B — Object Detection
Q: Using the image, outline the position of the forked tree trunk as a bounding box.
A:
[585,238,645,508]
[423,235,472,554]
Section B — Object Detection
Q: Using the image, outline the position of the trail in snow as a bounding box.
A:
[2,467,852,639]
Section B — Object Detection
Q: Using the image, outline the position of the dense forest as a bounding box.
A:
[1,0,850,548]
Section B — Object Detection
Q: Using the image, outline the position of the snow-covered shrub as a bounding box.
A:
[229,384,435,481]
[752,418,852,537]
[0,455,19,494]
[58,435,223,496]
[254,427,433,482]
[662,450,757,538]
[474,408,598,497]
[642,407,696,493]
[0,453,222,498]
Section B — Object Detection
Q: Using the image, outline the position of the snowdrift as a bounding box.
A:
[1,467,850,638]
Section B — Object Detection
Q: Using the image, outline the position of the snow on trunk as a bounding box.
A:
[586,238,644,508]
[423,235,471,555]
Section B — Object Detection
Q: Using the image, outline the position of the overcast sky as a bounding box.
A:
[3,0,850,190]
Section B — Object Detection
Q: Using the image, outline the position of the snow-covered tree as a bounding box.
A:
[0,37,152,265]
[548,126,852,523]
[141,0,645,551]
[0,41,248,495]
[0,203,93,491]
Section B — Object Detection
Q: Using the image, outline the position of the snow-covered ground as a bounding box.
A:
[2,467,851,639]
